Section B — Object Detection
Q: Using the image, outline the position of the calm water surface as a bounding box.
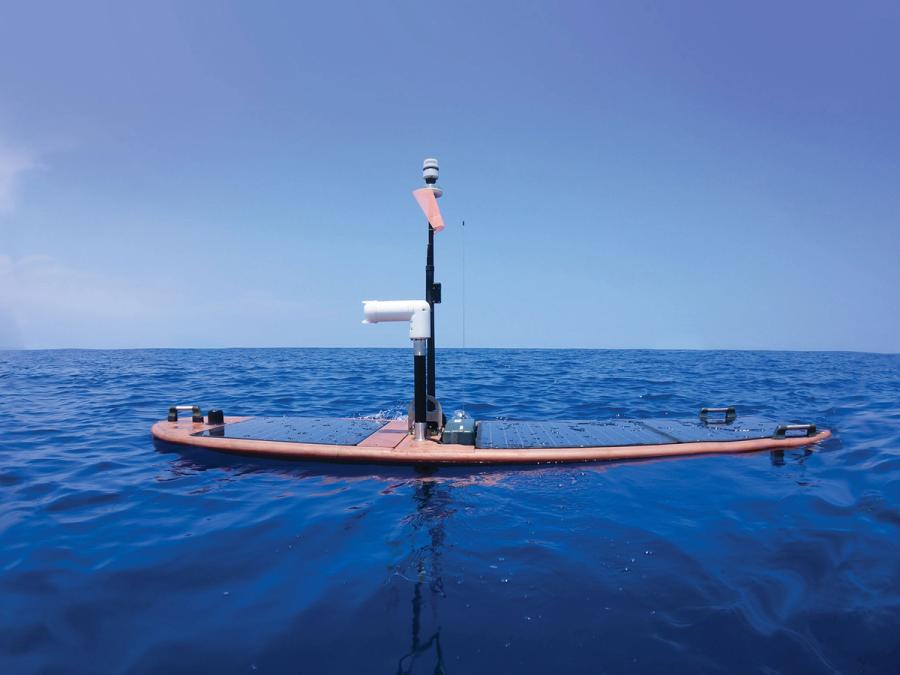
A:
[1,348,898,673]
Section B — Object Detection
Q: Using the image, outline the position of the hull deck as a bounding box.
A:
[152,415,831,465]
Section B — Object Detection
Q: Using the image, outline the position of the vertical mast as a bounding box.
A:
[421,158,442,426]
[426,225,435,402]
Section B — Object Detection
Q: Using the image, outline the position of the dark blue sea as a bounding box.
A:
[2,348,898,674]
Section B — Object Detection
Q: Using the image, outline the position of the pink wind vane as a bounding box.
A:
[412,187,445,232]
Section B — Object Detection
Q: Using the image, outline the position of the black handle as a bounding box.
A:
[700,406,736,424]
[773,423,817,438]
[168,405,204,423]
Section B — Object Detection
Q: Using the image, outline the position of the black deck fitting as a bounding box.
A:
[773,423,817,438]
[700,406,737,424]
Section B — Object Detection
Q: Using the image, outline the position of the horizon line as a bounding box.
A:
[2,346,897,356]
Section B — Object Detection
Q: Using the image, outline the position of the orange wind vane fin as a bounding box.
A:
[412,187,445,232]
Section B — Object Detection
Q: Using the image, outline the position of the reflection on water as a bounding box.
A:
[396,477,450,674]
[770,447,814,467]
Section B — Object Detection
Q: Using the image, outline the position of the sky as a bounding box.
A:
[0,1,898,351]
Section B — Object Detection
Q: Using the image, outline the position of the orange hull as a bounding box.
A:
[152,417,831,465]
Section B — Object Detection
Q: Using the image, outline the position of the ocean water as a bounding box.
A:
[1,348,898,674]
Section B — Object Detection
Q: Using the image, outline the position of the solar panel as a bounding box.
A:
[475,417,779,449]
[194,416,388,445]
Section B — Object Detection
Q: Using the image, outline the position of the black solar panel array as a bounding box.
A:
[475,417,779,449]
[475,419,672,449]
[191,415,781,450]
[194,416,388,445]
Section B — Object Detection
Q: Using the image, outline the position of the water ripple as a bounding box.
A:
[0,348,899,673]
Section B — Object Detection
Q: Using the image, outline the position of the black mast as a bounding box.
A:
[421,158,442,428]
[425,224,436,402]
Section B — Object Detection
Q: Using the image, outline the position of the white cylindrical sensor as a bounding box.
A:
[362,300,431,340]
[422,158,439,184]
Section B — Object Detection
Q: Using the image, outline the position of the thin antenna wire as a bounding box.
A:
[461,220,466,348]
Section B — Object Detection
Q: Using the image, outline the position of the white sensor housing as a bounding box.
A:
[422,158,439,183]
[362,300,431,340]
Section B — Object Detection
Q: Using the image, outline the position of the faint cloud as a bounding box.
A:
[0,143,39,213]
[0,255,156,348]
[232,290,304,314]
[0,254,310,348]
[0,254,144,319]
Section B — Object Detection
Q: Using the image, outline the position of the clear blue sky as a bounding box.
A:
[1,1,898,351]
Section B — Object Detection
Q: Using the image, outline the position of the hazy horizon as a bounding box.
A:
[3,345,898,356]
